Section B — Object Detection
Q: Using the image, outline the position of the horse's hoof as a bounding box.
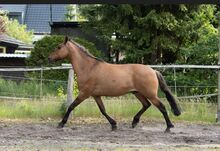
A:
[164,128,171,133]
[131,118,139,128]
[111,125,117,131]
[164,125,174,133]
[57,123,64,129]
[131,123,138,128]
[169,124,174,128]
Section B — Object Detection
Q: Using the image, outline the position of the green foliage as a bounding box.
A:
[27,35,103,80]
[0,77,65,98]
[0,98,216,123]
[80,4,218,64]
[74,37,104,58]
[80,4,219,96]
[26,35,69,83]
[65,5,77,21]
[0,100,64,119]
[165,9,219,97]
[65,5,86,22]
[73,73,79,96]
[6,19,33,44]
[0,11,33,43]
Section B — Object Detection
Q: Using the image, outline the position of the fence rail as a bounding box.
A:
[0,64,218,100]
[0,64,219,72]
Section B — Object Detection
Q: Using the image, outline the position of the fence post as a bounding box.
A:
[173,67,177,96]
[217,23,220,123]
[66,68,74,109]
[40,66,43,99]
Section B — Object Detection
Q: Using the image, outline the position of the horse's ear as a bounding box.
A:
[64,36,69,44]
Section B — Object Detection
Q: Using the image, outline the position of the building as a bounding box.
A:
[0,34,33,78]
[0,4,69,42]
[0,34,33,66]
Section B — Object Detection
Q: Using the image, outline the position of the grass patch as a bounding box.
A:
[0,78,67,98]
[0,97,217,123]
[74,98,217,123]
[0,100,64,119]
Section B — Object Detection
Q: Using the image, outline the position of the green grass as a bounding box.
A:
[74,98,217,123]
[0,97,217,123]
[0,78,66,98]
[0,100,64,119]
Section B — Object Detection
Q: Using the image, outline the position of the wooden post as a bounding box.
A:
[40,67,43,99]
[173,67,177,96]
[66,69,74,109]
[217,23,220,123]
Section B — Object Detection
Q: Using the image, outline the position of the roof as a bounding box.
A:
[0,5,26,13]
[24,4,68,33]
[0,4,68,34]
[0,34,33,50]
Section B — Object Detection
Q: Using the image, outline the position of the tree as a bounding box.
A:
[79,4,220,97]
[79,4,218,65]
[65,5,86,22]
[26,35,103,81]
[0,11,33,44]
[6,19,33,44]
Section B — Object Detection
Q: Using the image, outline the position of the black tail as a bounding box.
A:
[156,71,181,116]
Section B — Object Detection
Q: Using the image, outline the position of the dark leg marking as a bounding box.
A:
[132,92,151,128]
[155,101,174,133]
[94,96,117,131]
[57,97,84,128]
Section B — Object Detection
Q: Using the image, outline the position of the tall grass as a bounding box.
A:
[0,97,216,123]
[74,98,216,123]
[0,78,67,98]
[0,100,64,119]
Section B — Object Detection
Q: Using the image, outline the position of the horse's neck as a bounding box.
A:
[68,44,95,82]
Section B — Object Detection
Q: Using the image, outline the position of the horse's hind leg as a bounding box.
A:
[94,96,117,131]
[150,97,174,132]
[132,92,151,128]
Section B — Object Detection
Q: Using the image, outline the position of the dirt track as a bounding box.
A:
[0,120,219,151]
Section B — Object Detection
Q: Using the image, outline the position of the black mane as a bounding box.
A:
[70,40,104,62]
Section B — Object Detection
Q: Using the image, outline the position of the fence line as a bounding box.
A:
[0,64,218,100]
[0,64,219,72]
[177,93,218,99]
[0,66,71,72]
[150,64,219,69]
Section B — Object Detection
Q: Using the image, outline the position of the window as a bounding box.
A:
[8,12,22,24]
[0,47,6,53]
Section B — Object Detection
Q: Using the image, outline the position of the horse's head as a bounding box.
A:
[48,36,70,63]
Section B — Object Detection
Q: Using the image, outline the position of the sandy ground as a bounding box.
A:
[0,119,219,151]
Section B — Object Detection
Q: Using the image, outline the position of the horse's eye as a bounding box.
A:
[58,46,61,49]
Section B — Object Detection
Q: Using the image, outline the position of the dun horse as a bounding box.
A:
[48,36,181,132]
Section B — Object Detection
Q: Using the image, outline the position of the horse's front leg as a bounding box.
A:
[93,96,117,131]
[57,91,89,128]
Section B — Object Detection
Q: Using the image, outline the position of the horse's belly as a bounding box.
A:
[92,80,135,96]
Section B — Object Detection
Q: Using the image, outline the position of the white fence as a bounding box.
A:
[0,64,218,100]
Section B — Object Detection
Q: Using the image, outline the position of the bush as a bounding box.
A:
[27,35,103,79]
[26,35,69,81]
